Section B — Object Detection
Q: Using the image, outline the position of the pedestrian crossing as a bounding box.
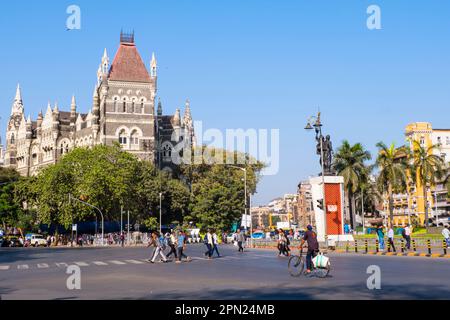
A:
[0,253,274,273]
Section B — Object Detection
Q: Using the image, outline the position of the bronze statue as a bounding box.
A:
[316,132,335,175]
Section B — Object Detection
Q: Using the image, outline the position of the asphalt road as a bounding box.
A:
[0,244,449,300]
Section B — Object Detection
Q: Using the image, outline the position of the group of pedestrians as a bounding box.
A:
[203,229,221,259]
[146,230,191,264]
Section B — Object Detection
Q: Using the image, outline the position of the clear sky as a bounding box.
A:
[0,0,449,205]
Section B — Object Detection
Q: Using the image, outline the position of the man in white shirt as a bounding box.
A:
[442,226,450,248]
[404,225,412,251]
[387,226,396,252]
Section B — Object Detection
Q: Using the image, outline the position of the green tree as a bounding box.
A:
[410,140,445,228]
[376,142,410,227]
[182,147,264,231]
[333,141,372,229]
[0,168,21,231]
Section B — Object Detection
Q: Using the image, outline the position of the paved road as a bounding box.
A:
[0,245,449,300]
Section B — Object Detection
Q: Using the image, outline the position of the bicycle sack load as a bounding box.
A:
[312,253,330,268]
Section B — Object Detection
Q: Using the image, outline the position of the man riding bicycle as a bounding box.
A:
[299,225,319,274]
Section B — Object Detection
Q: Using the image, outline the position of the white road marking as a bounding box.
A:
[18,264,29,270]
[56,263,68,268]
[74,262,89,267]
[92,261,108,266]
[109,260,126,265]
[37,263,49,269]
[0,265,10,271]
[125,260,144,264]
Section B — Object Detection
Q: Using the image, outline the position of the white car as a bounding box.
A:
[29,234,48,247]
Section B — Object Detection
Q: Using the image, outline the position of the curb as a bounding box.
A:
[253,246,450,259]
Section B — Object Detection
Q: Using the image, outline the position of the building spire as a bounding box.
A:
[184,99,192,119]
[151,52,157,78]
[15,83,22,102]
[157,98,163,116]
[11,83,24,116]
[53,102,59,114]
[173,108,181,127]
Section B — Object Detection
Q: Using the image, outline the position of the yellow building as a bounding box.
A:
[388,122,450,226]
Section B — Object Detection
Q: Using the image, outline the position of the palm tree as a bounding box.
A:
[334,141,372,229]
[376,142,410,227]
[410,140,445,229]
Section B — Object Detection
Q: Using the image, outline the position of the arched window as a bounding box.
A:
[123,99,127,113]
[119,130,127,145]
[132,100,136,113]
[162,143,172,160]
[10,133,15,145]
[114,97,118,112]
[130,130,139,147]
[141,100,145,113]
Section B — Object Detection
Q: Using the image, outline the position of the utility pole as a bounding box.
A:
[159,192,163,234]
[127,210,130,246]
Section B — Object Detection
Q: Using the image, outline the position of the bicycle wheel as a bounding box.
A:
[288,255,305,277]
[315,261,331,279]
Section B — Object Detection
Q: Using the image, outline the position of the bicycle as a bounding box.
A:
[288,247,331,278]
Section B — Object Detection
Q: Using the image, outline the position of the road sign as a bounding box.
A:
[241,214,251,228]
[72,224,77,232]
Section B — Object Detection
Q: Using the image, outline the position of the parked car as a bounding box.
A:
[1,235,23,247]
[25,234,48,247]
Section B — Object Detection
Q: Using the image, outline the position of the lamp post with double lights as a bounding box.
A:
[228,165,252,247]
[69,194,105,246]
[305,112,328,246]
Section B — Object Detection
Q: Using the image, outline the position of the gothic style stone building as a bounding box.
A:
[3,33,195,176]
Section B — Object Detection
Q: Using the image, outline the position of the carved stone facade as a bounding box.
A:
[3,33,195,176]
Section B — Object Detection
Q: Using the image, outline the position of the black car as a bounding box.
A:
[1,236,23,247]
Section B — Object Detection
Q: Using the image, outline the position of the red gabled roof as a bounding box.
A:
[108,42,151,83]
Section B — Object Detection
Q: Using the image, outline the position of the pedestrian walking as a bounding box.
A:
[442,225,450,248]
[376,225,385,250]
[120,232,125,247]
[404,224,412,251]
[203,229,214,259]
[212,231,221,257]
[166,231,178,259]
[147,232,169,264]
[176,231,190,263]
[388,225,396,252]
[236,229,245,253]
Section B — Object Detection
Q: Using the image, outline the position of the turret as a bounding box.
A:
[26,115,32,140]
[11,83,24,117]
[157,98,163,116]
[52,102,60,136]
[92,85,100,140]
[173,108,181,128]
[151,52,157,78]
[36,110,43,137]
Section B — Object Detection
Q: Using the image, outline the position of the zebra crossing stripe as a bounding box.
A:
[125,260,144,264]
[18,264,29,270]
[56,263,68,268]
[37,263,49,269]
[0,265,10,271]
[109,260,126,265]
[92,261,108,266]
[74,262,89,267]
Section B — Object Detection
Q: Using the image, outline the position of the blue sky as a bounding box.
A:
[0,0,449,205]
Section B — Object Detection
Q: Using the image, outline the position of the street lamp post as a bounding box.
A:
[228,165,252,247]
[69,194,105,246]
[159,192,163,235]
[305,112,328,246]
